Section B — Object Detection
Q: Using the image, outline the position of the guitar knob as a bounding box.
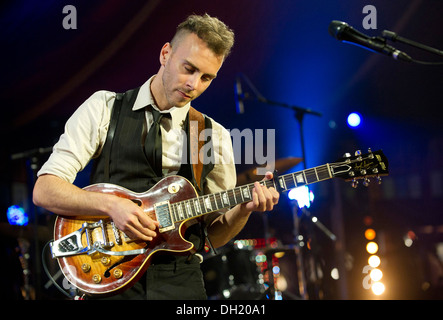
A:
[101,256,111,266]
[92,274,102,284]
[113,269,123,279]
[355,150,362,156]
[81,263,91,273]
[343,153,351,158]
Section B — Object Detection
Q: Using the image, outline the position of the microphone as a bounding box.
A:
[234,76,245,114]
[328,20,412,62]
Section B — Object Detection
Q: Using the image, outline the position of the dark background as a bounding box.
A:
[1,0,442,300]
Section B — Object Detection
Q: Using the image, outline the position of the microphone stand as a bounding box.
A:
[10,147,52,299]
[382,30,443,58]
[236,73,333,299]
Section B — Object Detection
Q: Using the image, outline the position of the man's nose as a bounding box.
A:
[185,74,200,91]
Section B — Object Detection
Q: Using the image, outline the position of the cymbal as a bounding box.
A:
[237,157,303,185]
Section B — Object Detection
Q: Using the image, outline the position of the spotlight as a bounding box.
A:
[288,186,314,208]
[347,112,362,128]
[369,268,383,282]
[365,228,376,240]
[371,282,386,295]
[6,205,29,226]
[366,241,379,254]
[368,255,381,268]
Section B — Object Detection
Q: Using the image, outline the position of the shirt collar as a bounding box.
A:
[132,76,191,127]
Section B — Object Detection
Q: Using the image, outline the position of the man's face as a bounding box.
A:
[160,33,224,108]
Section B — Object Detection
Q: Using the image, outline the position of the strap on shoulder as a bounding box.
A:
[188,106,206,192]
[103,93,124,182]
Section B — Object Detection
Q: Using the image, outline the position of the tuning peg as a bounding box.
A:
[376,176,382,185]
[363,177,370,187]
[343,152,351,158]
[355,150,362,156]
[351,178,359,188]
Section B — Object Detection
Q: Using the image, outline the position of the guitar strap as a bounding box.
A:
[188,106,205,192]
[188,106,217,255]
[103,92,124,182]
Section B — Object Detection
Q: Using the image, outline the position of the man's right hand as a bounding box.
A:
[107,196,159,241]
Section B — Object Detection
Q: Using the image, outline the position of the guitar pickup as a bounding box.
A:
[154,201,175,233]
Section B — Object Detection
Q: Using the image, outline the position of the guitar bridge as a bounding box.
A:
[50,220,114,258]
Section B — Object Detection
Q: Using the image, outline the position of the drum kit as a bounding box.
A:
[201,157,305,300]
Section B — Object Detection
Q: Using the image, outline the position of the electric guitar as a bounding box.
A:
[50,149,388,297]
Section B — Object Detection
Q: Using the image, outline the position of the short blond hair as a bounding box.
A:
[171,13,235,59]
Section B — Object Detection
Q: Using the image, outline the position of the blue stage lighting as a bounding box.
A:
[6,205,29,226]
[347,112,362,128]
[288,186,314,208]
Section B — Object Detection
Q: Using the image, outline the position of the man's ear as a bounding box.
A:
[159,42,172,66]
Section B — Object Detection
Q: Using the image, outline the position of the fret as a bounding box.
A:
[305,168,318,184]
[204,196,213,212]
[171,204,178,222]
[177,203,184,220]
[230,188,237,204]
[215,193,224,209]
[238,187,245,203]
[185,201,193,218]
[314,167,320,181]
[294,172,305,185]
[278,176,287,191]
[212,194,219,210]
[302,170,308,185]
[319,164,332,180]
[198,197,206,214]
[194,198,202,215]
[228,189,236,206]
[238,187,244,202]
[241,186,252,201]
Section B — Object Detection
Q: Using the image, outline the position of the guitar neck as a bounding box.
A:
[168,164,333,223]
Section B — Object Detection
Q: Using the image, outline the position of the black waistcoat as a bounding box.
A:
[89,88,214,250]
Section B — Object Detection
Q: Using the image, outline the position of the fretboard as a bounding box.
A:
[168,164,333,223]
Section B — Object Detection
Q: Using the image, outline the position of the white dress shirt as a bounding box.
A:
[38,76,237,195]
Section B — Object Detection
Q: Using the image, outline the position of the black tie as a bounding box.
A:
[145,107,169,177]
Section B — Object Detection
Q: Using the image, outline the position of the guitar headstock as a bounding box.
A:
[331,149,389,187]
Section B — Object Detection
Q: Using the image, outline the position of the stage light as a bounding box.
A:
[288,186,314,208]
[368,255,381,268]
[364,228,376,240]
[273,266,281,275]
[370,268,383,282]
[331,268,340,280]
[366,241,379,254]
[6,205,29,226]
[347,112,362,128]
[371,282,385,295]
